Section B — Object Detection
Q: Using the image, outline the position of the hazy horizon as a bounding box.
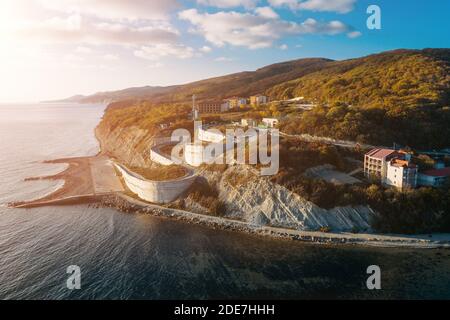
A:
[1,0,449,102]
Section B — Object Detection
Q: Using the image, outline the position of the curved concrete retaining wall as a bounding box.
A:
[150,146,175,166]
[198,128,225,143]
[151,137,173,147]
[114,163,196,204]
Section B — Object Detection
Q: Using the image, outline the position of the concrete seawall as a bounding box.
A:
[150,146,175,166]
[114,163,196,204]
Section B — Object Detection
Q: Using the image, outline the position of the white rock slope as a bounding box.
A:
[214,166,376,232]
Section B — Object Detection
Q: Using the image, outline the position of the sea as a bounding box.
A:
[0,103,449,300]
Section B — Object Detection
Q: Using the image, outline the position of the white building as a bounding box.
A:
[386,158,418,190]
[262,118,279,128]
[241,118,257,127]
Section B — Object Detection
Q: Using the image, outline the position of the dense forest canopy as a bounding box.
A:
[268,49,449,108]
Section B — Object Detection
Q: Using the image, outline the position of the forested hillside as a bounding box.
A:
[275,49,450,149]
[269,49,449,108]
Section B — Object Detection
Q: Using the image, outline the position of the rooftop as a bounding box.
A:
[366,148,398,160]
[421,167,450,177]
[390,158,417,169]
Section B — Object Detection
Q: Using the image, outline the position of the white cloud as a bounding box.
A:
[64,53,84,62]
[279,44,288,50]
[134,44,195,61]
[16,15,179,46]
[103,54,119,61]
[147,62,164,69]
[215,56,233,62]
[38,0,180,20]
[200,46,213,53]
[179,9,353,49]
[76,46,93,53]
[255,7,279,19]
[347,30,362,38]
[197,0,258,8]
[268,0,357,13]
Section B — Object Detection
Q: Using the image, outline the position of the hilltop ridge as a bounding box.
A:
[57,49,449,110]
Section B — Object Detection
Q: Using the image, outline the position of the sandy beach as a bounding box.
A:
[11,155,123,208]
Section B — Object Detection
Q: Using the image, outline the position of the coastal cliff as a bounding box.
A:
[96,122,154,167]
[96,113,376,233]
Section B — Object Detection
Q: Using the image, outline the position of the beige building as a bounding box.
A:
[197,101,230,114]
[364,148,399,181]
[364,148,418,189]
[227,97,247,109]
[250,95,268,106]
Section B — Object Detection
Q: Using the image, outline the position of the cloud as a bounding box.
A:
[38,0,180,20]
[268,0,357,13]
[16,15,180,46]
[279,44,288,50]
[76,46,93,53]
[134,44,195,61]
[254,7,279,19]
[179,9,353,49]
[215,56,233,62]
[147,62,164,69]
[200,46,213,53]
[197,0,258,8]
[347,30,362,38]
[103,54,119,61]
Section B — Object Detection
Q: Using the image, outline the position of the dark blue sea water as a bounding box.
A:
[0,103,449,300]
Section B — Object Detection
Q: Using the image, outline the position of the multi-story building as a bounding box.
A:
[227,97,247,109]
[197,101,230,114]
[386,158,418,190]
[241,118,257,127]
[250,95,268,106]
[262,118,279,128]
[364,148,418,189]
[364,148,399,181]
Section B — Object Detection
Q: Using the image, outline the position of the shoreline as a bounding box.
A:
[111,193,450,249]
[12,184,450,249]
[9,114,450,249]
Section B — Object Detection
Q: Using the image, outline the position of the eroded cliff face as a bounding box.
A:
[96,122,154,168]
[201,165,377,232]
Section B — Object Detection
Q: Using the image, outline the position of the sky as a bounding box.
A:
[0,0,449,102]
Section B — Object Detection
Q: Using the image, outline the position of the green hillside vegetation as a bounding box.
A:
[268,49,449,108]
[99,101,192,134]
[281,103,450,149]
[274,49,450,149]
